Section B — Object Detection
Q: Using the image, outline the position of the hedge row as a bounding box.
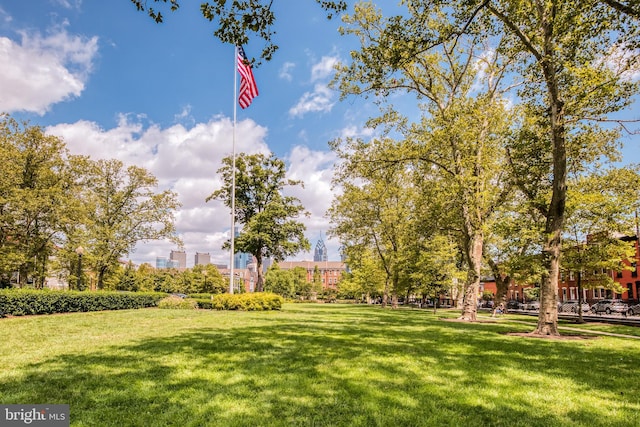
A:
[193,298,214,309]
[0,289,166,317]
[211,293,283,311]
[157,295,199,310]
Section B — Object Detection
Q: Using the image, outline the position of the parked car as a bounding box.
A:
[591,299,629,315]
[524,301,540,311]
[627,303,640,316]
[560,300,590,313]
[506,300,523,310]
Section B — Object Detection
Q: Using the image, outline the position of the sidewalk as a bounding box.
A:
[479,316,640,340]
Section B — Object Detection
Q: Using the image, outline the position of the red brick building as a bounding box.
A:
[558,236,639,304]
[481,236,640,305]
[276,261,347,290]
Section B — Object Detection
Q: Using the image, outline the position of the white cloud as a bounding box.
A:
[289,54,340,118]
[46,115,272,267]
[285,146,340,260]
[0,28,98,114]
[601,44,640,82]
[53,0,83,9]
[339,124,375,140]
[173,105,194,126]
[0,7,12,24]
[289,83,335,117]
[311,55,339,82]
[279,61,295,81]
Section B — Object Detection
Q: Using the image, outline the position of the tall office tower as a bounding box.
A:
[314,235,328,262]
[233,226,252,269]
[195,252,211,266]
[234,252,251,269]
[170,250,187,269]
[156,257,168,269]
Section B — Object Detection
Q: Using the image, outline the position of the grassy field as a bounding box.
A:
[1,304,639,426]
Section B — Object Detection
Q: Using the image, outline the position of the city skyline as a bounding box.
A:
[154,234,337,269]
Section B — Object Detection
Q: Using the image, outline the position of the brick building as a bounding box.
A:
[481,236,640,305]
[277,260,347,290]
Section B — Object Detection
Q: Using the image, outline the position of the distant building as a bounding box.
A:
[170,250,186,269]
[482,234,640,305]
[314,235,328,262]
[277,260,346,290]
[194,252,210,266]
[219,267,254,293]
[234,251,251,269]
[233,227,252,269]
[156,257,168,269]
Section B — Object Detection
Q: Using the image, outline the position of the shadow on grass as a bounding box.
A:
[1,305,639,426]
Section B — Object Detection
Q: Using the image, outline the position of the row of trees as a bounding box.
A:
[116,263,227,294]
[327,1,640,335]
[263,264,332,299]
[62,261,228,295]
[0,114,181,289]
[0,114,313,293]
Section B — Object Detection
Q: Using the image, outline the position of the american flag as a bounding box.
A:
[237,46,258,109]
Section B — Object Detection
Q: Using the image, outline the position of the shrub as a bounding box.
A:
[157,295,199,310]
[188,293,213,299]
[211,292,283,311]
[0,289,166,316]
[193,298,214,309]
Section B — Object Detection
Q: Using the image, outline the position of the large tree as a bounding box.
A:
[336,0,639,334]
[0,115,81,288]
[334,4,515,319]
[80,159,181,289]
[207,152,310,292]
[465,1,637,335]
[337,247,387,304]
[130,0,347,62]
[329,137,423,308]
[562,166,640,320]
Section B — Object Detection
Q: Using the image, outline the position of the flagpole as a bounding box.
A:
[230,46,237,294]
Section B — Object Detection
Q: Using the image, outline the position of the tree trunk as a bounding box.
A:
[18,266,27,288]
[576,271,585,323]
[534,143,564,335]
[531,6,566,336]
[97,267,107,290]
[459,232,483,321]
[535,141,564,335]
[391,272,399,309]
[488,258,510,317]
[381,278,389,308]
[255,254,264,292]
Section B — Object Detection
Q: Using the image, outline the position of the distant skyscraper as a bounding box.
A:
[170,250,187,269]
[156,257,168,269]
[234,252,251,269]
[314,235,328,262]
[233,226,252,269]
[195,252,210,266]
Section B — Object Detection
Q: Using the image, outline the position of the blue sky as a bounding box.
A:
[1,1,639,268]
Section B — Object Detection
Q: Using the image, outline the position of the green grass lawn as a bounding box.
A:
[1,304,639,426]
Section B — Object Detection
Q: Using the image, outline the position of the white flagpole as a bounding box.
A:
[230,46,237,294]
